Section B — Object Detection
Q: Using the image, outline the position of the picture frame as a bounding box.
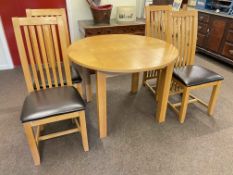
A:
[116,6,136,23]
[172,0,183,11]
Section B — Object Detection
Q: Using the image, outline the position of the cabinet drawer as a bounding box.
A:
[229,23,233,30]
[222,42,233,60]
[85,26,145,37]
[226,30,233,43]
[198,23,208,34]
[197,33,206,47]
[198,13,210,23]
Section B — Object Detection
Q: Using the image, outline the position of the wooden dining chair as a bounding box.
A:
[142,5,172,94]
[12,16,89,166]
[26,8,83,98]
[167,10,224,123]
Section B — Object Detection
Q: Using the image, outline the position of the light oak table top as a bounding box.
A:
[68,34,178,138]
[68,34,178,73]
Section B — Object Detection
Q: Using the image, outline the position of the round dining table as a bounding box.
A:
[68,34,178,138]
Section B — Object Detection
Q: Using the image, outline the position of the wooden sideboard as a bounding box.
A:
[78,18,145,38]
[197,10,233,66]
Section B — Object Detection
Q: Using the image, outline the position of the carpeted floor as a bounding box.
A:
[0,54,233,175]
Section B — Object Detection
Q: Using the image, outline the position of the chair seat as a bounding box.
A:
[20,87,85,123]
[33,64,82,89]
[173,65,224,87]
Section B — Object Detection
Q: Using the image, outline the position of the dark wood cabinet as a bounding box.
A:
[197,11,233,66]
[226,30,233,42]
[206,17,226,52]
[198,13,210,23]
[78,19,145,38]
[222,42,233,60]
[197,33,206,48]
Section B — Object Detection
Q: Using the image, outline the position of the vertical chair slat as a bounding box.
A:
[188,16,193,65]
[36,25,52,88]
[57,17,72,86]
[161,11,166,40]
[29,26,46,89]
[42,25,58,87]
[185,16,191,66]
[179,17,186,66]
[190,14,198,65]
[174,18,179,67]
[183,16,190,66]
[181,16,186,67]
[183,17,187,67]
[157,12,161,39]
[151,12,155,37]
[23,26,40,90]
[178,17,182,67]
[12,19,34,92]
[51,24,64,86]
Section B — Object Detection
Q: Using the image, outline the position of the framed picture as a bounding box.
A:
[116,6,136,23]
[172,0,183,11]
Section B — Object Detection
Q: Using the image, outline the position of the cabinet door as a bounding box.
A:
[222,42,233,60]
[197,22,209,47]
[206,17,226,53]
[197,33,206,48]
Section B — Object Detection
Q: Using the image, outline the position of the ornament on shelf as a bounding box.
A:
[86,0,113,24]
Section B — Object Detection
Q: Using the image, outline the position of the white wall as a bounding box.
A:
[136,0,145,17]
[0,17,13,70]
[66,0,144,42]
[66,0,92,41]
[101,0,136,19]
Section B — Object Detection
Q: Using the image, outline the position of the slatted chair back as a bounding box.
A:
[145,5,172,41]
[26,8,70,45]
[143,5,172,88]
[167,10,198,67]
[12,17,72,93]
[167,10,198,94]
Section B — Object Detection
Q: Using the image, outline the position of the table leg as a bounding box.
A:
[131,73,139,93]
[155,63,174,123]
[96,71,107,138]
[81,67,92,102]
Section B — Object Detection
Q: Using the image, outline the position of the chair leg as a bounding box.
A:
[76,83,83,99]
[23,123,40,166]
[155,70,162,102]
[131,73,139,93]
[79,111,89,152]
[142,72,147,86]
[83,70,92,103]
[208,81,222,116]
[179,87,190,123]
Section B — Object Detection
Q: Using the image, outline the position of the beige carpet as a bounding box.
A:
[0,53,233,175]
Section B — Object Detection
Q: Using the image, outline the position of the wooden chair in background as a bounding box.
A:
[12,16,89,166]
[167,10,224,123]
[142,5,172,94]
[26,8,84,98]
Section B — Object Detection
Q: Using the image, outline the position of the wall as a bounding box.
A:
[0,17,13,70]
[1,0,144,66]
[0,0,66,66]
[101,0,136,19]
[66,0,92,41]
[67,0,140,42]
